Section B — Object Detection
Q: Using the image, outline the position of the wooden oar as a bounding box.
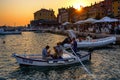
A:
[70,47,97,80]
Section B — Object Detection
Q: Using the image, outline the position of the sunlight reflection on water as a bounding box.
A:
[0,32,120,80]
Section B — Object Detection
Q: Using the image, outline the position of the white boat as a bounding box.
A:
[64,36,116,48]
[12,50,91,67]
[0,29,21,35]
[63,30,116,48]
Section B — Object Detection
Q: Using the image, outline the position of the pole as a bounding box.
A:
[70,47,97,80]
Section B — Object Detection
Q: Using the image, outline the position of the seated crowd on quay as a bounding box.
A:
[55,22,120,35]
[77,22,120,34]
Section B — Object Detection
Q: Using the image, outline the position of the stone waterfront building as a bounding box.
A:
[112,0,120,19]
[31,8,58,27]
[34,8,56,21]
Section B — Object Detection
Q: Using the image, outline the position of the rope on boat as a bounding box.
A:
[70,47,97,80]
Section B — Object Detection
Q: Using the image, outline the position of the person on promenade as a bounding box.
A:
[42,45,52,59]
[71,37,77,53]
[86,34,92,41]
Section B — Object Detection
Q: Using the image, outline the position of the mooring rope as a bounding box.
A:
[70,47,97,80]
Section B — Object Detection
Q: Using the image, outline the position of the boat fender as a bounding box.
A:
[112,41,116,44]
[48,61,54,64]
[68,58,75,62]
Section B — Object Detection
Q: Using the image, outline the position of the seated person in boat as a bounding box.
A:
[42,45,52,59]
[86,34,92,41]
[53,42,63,59]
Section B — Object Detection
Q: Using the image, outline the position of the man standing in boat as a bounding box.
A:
[71,38,77,53]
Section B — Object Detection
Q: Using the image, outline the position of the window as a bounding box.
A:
[118,7,120,10]
[118,1,120,3]
[51,14,53,16]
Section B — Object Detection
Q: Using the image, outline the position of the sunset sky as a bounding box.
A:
[0,0,103,26]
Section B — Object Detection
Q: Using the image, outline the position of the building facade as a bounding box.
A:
[58,8,69,23]
[58,7,76,24]
[57,0,120,24]
[103,0,113,16]
[30,8,58,27]
[34,9,56,21]
[112,0,120,18]
[74,2,106,21]
[74,7,89,21]
[88,2,106,19]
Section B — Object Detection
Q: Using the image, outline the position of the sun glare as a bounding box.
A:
[73,4,81,11]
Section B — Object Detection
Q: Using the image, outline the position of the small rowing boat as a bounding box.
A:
[12,50,91,67]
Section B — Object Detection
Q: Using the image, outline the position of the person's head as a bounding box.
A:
[46,45,50,50]
[72,37,75,41]
[53,46,56,50]
[57,42,61,46]
[88,34,90,36]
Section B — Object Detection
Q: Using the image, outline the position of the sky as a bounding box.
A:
[0,0,103,26]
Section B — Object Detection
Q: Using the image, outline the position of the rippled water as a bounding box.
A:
[0,32,120,80]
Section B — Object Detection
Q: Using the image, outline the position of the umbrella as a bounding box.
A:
[62,22,71,26]
[84,18,97,23]
[74,20,85,25]
[95,16,118,23]
[109,18,118,22]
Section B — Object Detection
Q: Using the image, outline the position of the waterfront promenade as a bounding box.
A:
[43,29,120,44]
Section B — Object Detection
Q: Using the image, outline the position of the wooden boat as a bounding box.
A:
[63,30,116,48]
[12,50,91,67]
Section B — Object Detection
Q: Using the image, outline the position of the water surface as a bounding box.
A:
[0,32,119,80]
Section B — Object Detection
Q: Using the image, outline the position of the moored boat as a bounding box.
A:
[64,36,116,48]
[63,30,116,48]
[0,28,21,35]
[12,50,91,67]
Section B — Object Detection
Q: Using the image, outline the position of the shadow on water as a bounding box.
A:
[0,77,6,80]
[77,44,118,52]
[8,61,92,80]
[65,44,118,53]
